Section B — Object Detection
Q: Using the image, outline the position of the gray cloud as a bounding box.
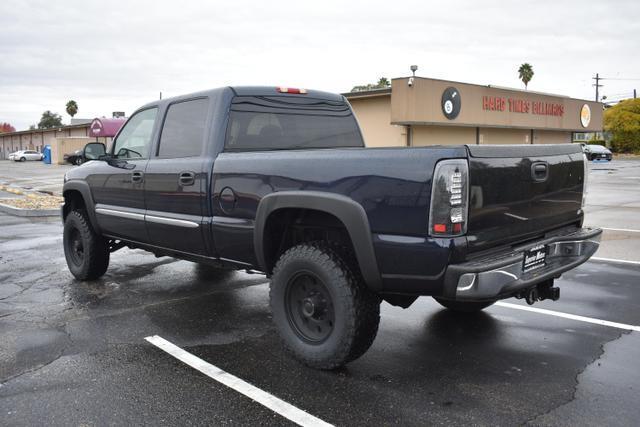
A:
[1,0,639,130]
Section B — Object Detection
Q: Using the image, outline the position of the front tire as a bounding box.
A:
[63,210,110,280]
[434,297,495,312]
[20,157,26,162]
[270,243,380,369]
[75,157,83,166]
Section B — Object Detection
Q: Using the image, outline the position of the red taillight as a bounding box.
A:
[276,87,307,94]
[429,159,469,237]
[433,224,447,233]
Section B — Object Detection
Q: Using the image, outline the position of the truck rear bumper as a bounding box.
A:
[443,227,602,301]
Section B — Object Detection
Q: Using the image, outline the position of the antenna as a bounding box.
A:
[410,65,418,77]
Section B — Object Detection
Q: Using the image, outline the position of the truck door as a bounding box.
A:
[90,107,158,243]
[143,97,209,255]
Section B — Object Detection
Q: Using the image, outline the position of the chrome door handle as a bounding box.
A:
[131,171,144,183]
[179,171,195,186]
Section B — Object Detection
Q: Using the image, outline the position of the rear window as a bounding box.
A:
[158,98,209,158]
[224,96,363,151]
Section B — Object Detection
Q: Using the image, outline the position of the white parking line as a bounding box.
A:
[145,335,333,427]
[591,257,640,266]
[495,302,640,332]
[600,227,640,233]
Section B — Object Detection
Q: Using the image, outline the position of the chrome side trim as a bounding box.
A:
[146,214,199,229]
[96,208,145,221]
[212,216,254,229]
[96,207,199,229]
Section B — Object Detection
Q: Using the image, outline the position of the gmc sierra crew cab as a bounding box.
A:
[62,86,602,369]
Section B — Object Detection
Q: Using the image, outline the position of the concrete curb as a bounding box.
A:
[0,202,60,217]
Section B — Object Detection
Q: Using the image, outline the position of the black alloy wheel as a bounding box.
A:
[270,242,381,369]
[63,210,110,280]
[67,227,85,267]
[285,271,335,343]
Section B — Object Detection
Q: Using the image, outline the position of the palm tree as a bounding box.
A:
[66,100,78,118]
[377,77,390,88]
[518,63,534,90]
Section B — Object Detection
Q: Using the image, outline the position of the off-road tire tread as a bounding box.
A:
[270,242,380,369]
[64,209,109,280]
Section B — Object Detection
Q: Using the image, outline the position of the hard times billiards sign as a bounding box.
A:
[482,95,564,117]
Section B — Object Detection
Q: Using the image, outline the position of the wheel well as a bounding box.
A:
[62,190,86,221]
[263,208,357,274]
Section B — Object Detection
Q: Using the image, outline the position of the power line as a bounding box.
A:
[600,78,640,81]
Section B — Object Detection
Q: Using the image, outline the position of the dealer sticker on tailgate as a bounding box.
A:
[523,245,547,273]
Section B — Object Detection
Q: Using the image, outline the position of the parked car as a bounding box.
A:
[61,86,602,369]
[582,144,612,161]
[63,149,85,165]
[64,144,107,166]
[8,150,43,162]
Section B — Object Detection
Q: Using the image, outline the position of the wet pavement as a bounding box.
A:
[0,160,72,195]
[0,213,639,426]
[1,159,639,426]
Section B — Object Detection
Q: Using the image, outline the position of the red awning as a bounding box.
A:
[89,118,126,137]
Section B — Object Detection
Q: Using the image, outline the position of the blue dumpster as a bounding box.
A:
[42,145,51,164]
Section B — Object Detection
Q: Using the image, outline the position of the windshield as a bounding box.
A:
[589,145,608,152]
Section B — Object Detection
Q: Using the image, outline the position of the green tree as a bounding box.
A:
[604,98,640,153]
[351,77,391,92]
[518,63,534,90]
[377,77,390,87]
[66,100,78,118]
[37,110,63,129]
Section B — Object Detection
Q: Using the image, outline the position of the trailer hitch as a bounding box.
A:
[517,280,560,305]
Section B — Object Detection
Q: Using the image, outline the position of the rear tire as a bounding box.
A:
[63,210,110,280]
[434,297,494,312]
[270,242,380,369]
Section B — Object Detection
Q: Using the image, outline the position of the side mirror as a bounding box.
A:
[83,142,106,161]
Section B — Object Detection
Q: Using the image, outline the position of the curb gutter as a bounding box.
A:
[0,203,60,217]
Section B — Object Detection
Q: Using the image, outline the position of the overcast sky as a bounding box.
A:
[1,0,639,130]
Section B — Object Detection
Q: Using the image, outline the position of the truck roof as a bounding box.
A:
[137,86,345,112]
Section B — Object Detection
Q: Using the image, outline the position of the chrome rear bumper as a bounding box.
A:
[443,227,602,301]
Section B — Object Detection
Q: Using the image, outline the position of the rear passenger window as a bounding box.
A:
[224,96,362,151]
[158,98,208,158]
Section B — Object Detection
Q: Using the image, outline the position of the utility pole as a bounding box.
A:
[159,91,162,100]
[634,89,637,99]
[592,73,603,102]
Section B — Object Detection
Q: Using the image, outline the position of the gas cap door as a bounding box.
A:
[219,187,237,214]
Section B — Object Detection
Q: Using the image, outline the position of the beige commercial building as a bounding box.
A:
[0,118,123,161]
[345,77,603,147]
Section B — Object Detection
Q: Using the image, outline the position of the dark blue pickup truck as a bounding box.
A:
[62,86,602,369]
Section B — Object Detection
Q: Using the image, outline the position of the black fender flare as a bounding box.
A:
[254,191,382,292]
[62,181,100,233]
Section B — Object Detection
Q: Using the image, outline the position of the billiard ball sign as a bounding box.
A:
[441,87,461,120]
[580,104,591,128]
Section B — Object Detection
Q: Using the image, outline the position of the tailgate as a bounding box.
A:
[466,144,585,253]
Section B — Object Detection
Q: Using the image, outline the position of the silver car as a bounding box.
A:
[8,150,43,162]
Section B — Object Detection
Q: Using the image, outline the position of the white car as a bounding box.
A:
[8,150,43,162]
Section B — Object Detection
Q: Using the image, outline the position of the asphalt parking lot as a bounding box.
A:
[1,159,639,426]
